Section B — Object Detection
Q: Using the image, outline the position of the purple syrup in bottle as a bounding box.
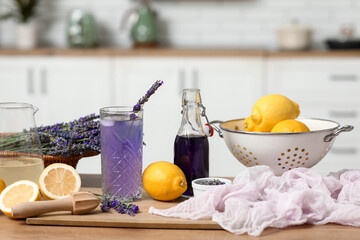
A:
[174,135,209,197]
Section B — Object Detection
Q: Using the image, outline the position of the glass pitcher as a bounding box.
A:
[0,103,44,185]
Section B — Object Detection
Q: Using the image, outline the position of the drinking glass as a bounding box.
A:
[100,106,143,202]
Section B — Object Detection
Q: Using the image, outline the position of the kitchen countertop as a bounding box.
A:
[1,47,360,57]
[1,174,359,240]
[0,48,265,57]
[267,50,360,57]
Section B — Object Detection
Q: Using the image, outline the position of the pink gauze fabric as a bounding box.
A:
[148,166,360,236]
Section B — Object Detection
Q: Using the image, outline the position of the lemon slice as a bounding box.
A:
[0,180,40,217]
[39,163,81,200]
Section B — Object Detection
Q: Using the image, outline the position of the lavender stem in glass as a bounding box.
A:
[130,80,164,120]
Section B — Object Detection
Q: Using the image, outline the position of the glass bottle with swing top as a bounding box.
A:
[174,89,211,197]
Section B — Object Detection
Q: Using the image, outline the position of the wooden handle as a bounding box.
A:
[11,198,73,219]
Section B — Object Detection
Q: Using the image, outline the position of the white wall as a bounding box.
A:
[1,0,360,49]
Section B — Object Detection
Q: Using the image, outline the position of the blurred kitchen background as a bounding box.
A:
[0,0,359,176]
[1,0,360,48]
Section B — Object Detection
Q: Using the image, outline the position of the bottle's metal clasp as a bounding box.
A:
[199,103,213,136]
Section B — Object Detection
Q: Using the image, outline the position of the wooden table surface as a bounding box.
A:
[1,175,360,240]
[2,212,360,240]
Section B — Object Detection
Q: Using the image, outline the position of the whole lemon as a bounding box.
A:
[271,119,310,133]
[0,177,5,194]
[142,161,187,201]
[244,94,300,132]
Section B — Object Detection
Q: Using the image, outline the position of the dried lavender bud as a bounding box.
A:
[199,179,225,185]
[100,197,111,212]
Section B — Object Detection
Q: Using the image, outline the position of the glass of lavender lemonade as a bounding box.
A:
[100,106,143,202]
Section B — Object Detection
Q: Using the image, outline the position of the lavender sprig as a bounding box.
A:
[130,80,164,120]
[94,193,140,216]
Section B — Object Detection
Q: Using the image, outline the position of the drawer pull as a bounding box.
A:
[40,68,47,95]
[178,69,185,95]
[330,74,358,82]
[192,69,199,89]
[329,111,358,118]
[27,68,34,95]
[330,147,357,155]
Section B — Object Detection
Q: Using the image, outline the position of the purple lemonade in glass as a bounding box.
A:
[100,106,143,202]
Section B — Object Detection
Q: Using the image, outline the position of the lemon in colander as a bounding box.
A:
[243,94,300,132]
[271,119,310,133]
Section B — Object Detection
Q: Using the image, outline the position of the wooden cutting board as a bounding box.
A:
[26,188,222,230]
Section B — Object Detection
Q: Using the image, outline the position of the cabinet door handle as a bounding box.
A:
[27,68,35,95]
[40,68,47,95]
[329,110,358,118]
[178,69,185,95]
[192,69,199,89]
[330,74,358,82]
[330,147,357,155]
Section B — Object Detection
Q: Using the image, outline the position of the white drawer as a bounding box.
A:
[267,58,360,102]
[311,136,360,175]
[299,102,359,137]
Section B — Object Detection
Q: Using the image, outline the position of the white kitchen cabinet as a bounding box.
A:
[190,58,264,177]
[114,57,264,177]
[38,57,112,125]
[266,58,360,103]
[113,57,183,173]
[0,56,111,125]
[0,57,43,119]
[0,56,112,174]
[266,57,360,175]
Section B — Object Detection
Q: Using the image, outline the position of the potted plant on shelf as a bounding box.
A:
[0,0,40,49]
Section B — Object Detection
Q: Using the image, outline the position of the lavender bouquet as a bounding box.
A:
[37,113,101,157]
[0,113,101,158]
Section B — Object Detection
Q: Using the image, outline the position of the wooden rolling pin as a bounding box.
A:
[11,192,100,219]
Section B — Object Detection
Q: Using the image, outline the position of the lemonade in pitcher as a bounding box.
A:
[0,157,43,185]
[0,103,44,185]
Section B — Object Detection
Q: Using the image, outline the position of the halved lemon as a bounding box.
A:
[39,163,81,200]
[0,177,6,194]
[0,180,40,217]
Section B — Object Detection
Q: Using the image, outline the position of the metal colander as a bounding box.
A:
[211,118,353,175]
